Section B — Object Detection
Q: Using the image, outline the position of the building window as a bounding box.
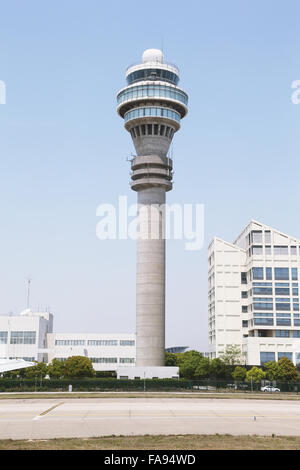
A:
[254,312,274,317]
[87,340,118,346]
[253,302,273,310]
[264,231,271,244]
[253,297,274,302]
[296,353,300,367]
[276,318,291,326]
[266,267,272,280]
[253,267,264,280]
[274,268,289,280]
[291,246,297,256]
[10,331,36,345]
[242,306,248,313]
[274,246,289,256]
[293,331,300,338]
[89,357,118,363]
[252,246,263,255]
[120,340,135,346]
[241,291,248,298]
[275,330,290,337]
[253,287,272,295]
[251,231,263,243]
[260,352,275,365]
[292,268,298,281]
[241,272,247,284]
[242,320,248,328]
[278,352,293,361]
[55,340,85,346]
[276,303,291,311]
[265,246,272,256]
[254,318,274,325]
[275,287,290,296]
[119,358,135,363]
[0,332,8,344]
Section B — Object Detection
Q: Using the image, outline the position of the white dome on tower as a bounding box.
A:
[142,49,164,64]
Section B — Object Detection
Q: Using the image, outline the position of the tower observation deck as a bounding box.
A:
[117,49,188,368]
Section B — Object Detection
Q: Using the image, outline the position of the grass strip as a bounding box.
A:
[1,434,300,450]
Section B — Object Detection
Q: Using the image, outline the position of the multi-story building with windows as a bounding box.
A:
[0,309,53,363]
[208,220,300,367]
[46,333,136,371]
[0,309,136,372]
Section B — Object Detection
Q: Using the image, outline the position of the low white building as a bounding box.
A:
[47,332,136,371]
[208,220,300,367]
[0,309,136,372]
[0,309,53,363]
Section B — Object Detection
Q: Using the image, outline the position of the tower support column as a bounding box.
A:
[136,187,166,366]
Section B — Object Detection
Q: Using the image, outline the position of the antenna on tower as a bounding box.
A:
[26,277,31,310]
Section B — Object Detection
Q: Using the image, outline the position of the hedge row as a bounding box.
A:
[0,378,300,392]
[0,378,192,392]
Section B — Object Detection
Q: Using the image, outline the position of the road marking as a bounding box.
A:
[33,402,64,420]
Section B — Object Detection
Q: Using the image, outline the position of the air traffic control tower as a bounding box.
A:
[117,49,188,378]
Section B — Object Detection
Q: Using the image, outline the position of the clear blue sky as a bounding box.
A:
[0,0,300,350]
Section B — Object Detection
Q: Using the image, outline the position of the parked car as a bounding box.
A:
[261,385,280,392]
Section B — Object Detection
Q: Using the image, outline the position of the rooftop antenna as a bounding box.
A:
[26,277,31,310]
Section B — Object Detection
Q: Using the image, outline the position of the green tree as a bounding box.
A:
[219,345,244,368]
[165,352,177,367]
[210,358,230,378]
[263,361,282,381]
[194,357,211,378]
[176,350,204,379]
[2,368,27,378]
[245,366,266,384]
[63,356,95,378]
[232,366,247,381]
[25,361,47,379]
[47,359,65,379]
[277,357,300,382]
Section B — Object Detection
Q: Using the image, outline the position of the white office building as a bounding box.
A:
[0,309,136,372]
[0,309,53,363]
[208,220,300,367]
[47,333,136,371]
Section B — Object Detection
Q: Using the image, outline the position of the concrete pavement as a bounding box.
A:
[0,397,300,440]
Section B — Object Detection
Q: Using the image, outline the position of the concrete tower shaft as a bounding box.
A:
[117,49,188,367]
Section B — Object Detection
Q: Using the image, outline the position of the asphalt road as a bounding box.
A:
[0,397,300,440]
